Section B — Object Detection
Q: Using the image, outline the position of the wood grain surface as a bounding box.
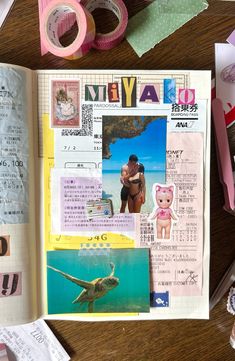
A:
[1,0,235,360]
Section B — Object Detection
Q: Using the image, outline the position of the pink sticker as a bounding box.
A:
[51,80,80,128]
[148,183,178,240]
[178,89,195,105]
[0,272,22,297]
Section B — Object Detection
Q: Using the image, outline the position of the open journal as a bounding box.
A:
[0,64,211,326]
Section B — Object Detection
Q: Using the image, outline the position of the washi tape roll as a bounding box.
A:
[40,0,96,60]
[83,0,128,50]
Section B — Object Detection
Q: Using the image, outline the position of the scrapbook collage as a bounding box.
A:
[0,65,211,325]
[38,69,211,320]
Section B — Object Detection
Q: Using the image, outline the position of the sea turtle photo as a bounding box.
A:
[47,262,119,313]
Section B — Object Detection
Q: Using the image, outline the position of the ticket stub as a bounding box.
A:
[0,319,70,361]
[86,199,114,220]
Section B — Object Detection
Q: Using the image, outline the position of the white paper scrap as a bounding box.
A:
[0,319,70,361]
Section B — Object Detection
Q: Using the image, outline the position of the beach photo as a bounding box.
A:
[102,115,167,214]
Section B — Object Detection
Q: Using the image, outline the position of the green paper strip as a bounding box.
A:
[126,0,208,57]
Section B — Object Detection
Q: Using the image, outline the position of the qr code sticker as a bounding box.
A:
[61,104,93,136]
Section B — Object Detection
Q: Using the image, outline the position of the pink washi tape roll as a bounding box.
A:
[83,0,128,50]
[40,0,96,60]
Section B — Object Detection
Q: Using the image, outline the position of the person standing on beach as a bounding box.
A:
[120,155,145,213]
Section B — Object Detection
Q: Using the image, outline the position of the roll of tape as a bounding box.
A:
[83,0,128,50]
[40,0,96,60]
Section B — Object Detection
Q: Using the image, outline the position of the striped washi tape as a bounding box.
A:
[40,0,96,59]
[83,0,128,50]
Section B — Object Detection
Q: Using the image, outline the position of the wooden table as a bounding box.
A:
[1,0,235,359]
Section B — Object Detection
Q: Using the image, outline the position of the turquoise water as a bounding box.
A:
[102,170,165,213]
[47,249,150,314]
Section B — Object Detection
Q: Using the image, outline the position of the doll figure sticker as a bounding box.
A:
[51,80,80,128]
[148,183,177,240]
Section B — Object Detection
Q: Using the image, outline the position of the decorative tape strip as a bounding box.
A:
[78,248,111,256]
[40,0,96,59]
[83,0,128,50]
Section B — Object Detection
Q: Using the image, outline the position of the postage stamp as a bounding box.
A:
[51,80,80,128]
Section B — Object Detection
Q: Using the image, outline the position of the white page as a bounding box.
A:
[0,64,38,326]
[37,69,210,320]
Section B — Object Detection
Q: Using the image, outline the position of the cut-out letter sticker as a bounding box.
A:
[85,85,106,102]
[178,89,195,105]
[139,84,160,103]
[0,272,22,297]
[164,79,176,104]
[108,83,120,102]
[0,236,10,256]
[121,77,137,107]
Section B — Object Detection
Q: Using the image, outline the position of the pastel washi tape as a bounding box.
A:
[40,0,96,60]
[86,199,114,220]
[83,0,128,50]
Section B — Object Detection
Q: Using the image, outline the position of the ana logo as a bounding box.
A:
[175,121,194,128]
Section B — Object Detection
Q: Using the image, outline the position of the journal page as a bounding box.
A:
[0,64,38,326]
[37,69,210,321]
